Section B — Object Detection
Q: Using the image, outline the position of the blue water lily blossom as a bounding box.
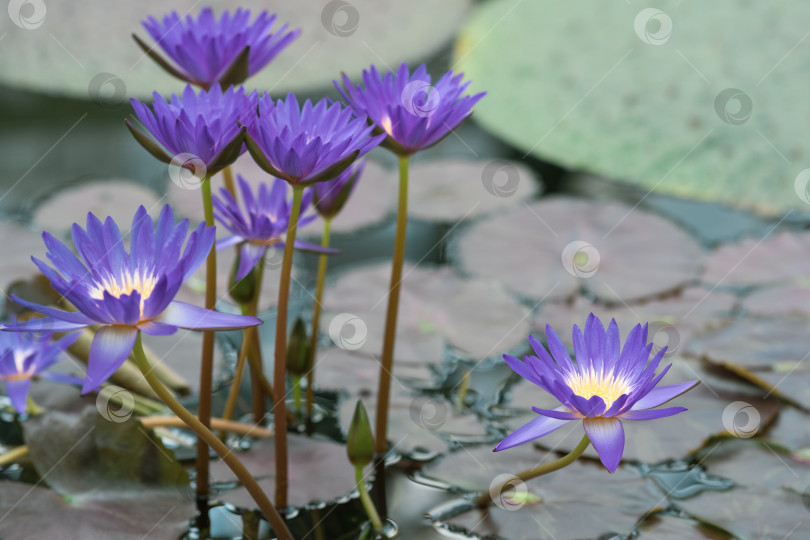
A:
[245,93,385,185]
[1,205,261,394]
[496,314,699,472]
[136,7,300,89]
[214,175,336,281]
[0,330,80,414]
[312,160,365,219]
[126,84,258,175]
[336,63,486,155]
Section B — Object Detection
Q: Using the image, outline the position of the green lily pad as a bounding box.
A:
[422,445,664,540]
[454,0,810,215]
[450,196,704,303]
[0,0,470,99]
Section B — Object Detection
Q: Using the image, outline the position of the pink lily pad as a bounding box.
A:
[321,262,530,362]
[32,180,162,233]
[422,445,663,540]
[743,283,810,317]
[703,231,810,288]
[687,316,810,409]
[677,488,810,540]
[0,221,49,288]
[636,514,732,539]
[534,287,736,358]
[0,480,193,540]
[407,159,541,223]
[451,196,704,303]
[698,440,810,493]
[764,406,810,455]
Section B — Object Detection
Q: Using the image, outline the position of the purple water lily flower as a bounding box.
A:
[245,93,384,185]
[335,63,486,155]
[135,8,300,89]
[312,160,365,219]
[1,205,261,394]
[126,84,258,175]
[495,314,699,472]
[214,175,336,281]
[0,329,80,414]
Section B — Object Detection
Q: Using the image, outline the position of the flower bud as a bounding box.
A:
[347,400,374,467]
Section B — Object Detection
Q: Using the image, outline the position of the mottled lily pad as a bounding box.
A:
[322,262,530,362]
[210,434,358,509]
[677,488,810,540]
[21,405,187,496]
[636,513,732,539]
[451,196,704,303]
[687,316,810,409]
[0,0,470,98]
[703,231,810,288]
[407,159,541,223]
[496,361,779,464]
[744,283,810,318]
[0,480,193,540]
[764,406,810,455]
[454,0,810,214]
[32,180,161,233]
[422,444,663,540]
[534,287,736,358]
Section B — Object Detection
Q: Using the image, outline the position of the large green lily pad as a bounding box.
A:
[0,0,470,99]
[454,0,810,215]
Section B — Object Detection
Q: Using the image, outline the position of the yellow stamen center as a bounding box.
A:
[380,115,394,137]
[566,370,631,410]
[88,268,159,317]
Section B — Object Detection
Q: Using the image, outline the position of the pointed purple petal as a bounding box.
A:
[621,406,687,421]
[82,326,138,393]
[630,380,699,410]
[494,414,571,452]
[4,378,32,414]
[158,301,261,330]
[530,406,581,420]
[583,417,624,473]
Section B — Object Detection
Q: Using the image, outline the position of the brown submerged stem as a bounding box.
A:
[132,334,293,540]
[273,184,305,509]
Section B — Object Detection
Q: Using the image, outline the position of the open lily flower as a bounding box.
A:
[0,329,80,414]
[1,205,261,394]
[335,63,486,155]
[135,7,300,89]
[496,314,699,472]
[126,84,258,175]
[213,175,337,281]
[245,93,384,185]
[312,160,365,219]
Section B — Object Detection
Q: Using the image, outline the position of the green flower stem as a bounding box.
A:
[248,257,267,424]
[198,175,217,519]
[305,217,332,421]
[355,465,383,532]
[372,154,410,514]
[456,369,471,411]
[222,165,236,197]
[25,395,42,416]
[273,184,305,509]
[131,333,294,540]
[0,445,28,467]
[474,434,591,507]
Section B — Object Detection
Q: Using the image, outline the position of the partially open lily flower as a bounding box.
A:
[1,205,261,394]
[335,63,486,155]
[213,175,336,281]
[312,160,365,219]
[135,7,300,89]
[126,84,258,176]
[496,314,699,472]
[0,329,80,414]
